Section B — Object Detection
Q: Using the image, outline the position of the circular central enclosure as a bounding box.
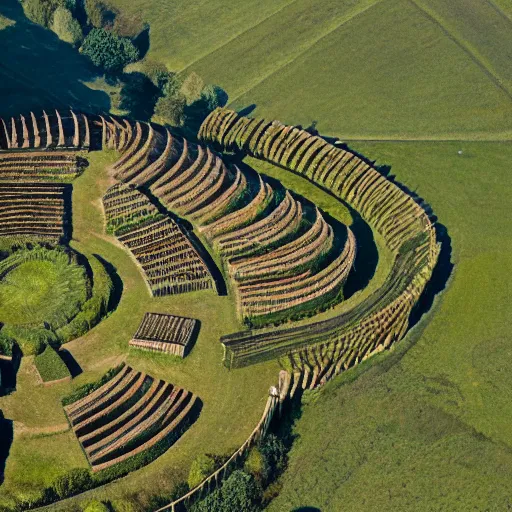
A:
[0,247,89,329]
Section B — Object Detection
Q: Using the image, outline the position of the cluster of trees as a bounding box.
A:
[152,69,228,130]
[20,0,143,71]
[19,0,228,130]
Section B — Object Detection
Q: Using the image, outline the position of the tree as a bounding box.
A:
[221,470,261,512]
[188,454,216,489]
[52,7,83,46]
[190,470,262,512]
[119,72,160,120]
[180,72,205,106]
[153,93,187,127]
[80,28,140,73]
[201,84,228,111]
[21,0,74,27]
[84,0,115,28]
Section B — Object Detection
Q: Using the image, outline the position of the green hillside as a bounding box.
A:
[0,0,510,510]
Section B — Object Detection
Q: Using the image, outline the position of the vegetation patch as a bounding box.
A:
[34,345,71,383]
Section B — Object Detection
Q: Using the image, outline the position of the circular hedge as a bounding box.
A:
[0,245,113,356]
[0,246,89,330]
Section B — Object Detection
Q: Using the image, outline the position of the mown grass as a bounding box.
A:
[268,141,512,511]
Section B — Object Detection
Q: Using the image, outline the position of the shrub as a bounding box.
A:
[220,470,261,512]
[201,84,228,111]
[260,434,287,481]
[21,0,74,27]
[180,72,205,106]
[153,92,187,127]
[139,59,172,89]
[52,7,82,46]
[0,331,16,357]
[191,470,262,512]
[84,0,115,28]
[52,468,93,499]
[80,28,140,72]
[110,498,143,512]
[56,254,113,343]
[188,454,216,489]
[83,500,110,512]
[34,345,70,382]
[4,326,57,356]
[244,447,267,483]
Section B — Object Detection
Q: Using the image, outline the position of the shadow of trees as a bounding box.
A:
[0,0,109,117]
[0,411,13,486]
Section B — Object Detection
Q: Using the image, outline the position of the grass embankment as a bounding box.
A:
[269,141,512,511]
[0,150,280,509]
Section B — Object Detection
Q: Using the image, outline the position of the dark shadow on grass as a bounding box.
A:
[133,27,150,60]
[0,411,13,486]
[93,254,124,312]
[0,0,110,117]
[58,349,82,378]
[0,345,21,396]
[183,319,201,358]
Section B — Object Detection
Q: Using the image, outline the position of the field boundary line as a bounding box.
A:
[225,0,384,106]
[177,0,301,73]
[409,0,512,102]
[486,0,512,24]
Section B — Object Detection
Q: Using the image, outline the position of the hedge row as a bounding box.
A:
[34,345,71,382]
[61,363,126,407]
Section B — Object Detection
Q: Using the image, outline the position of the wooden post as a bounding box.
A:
[10,118,18,148]
[20,115,29,148]
[43,110,52,147]
[55,110,65,146]
[82,114,90,148]
[71,110,79,147]
[31,112,40,148]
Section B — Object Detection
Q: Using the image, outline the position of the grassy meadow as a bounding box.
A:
[0,0,511,510]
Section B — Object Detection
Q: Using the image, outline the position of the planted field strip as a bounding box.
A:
[0,151,84,181]
[113,205,214,296]
[238,228,355,319]
[0,110,91,150]
[0,182,69,242]
[63,365,199,472]
[103,182,161,233]
[199,109,440,369]
[129,312,198,357]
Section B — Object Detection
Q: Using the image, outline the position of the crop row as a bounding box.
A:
[199,108,440,369]
[0,183,67,241]
[63,366,198,471]
[105,115,352,324]
[133,312,197,347]
[115,211,214,296]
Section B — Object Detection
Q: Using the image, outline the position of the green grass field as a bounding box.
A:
[268,140,512,510]
[0,0,511,509]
